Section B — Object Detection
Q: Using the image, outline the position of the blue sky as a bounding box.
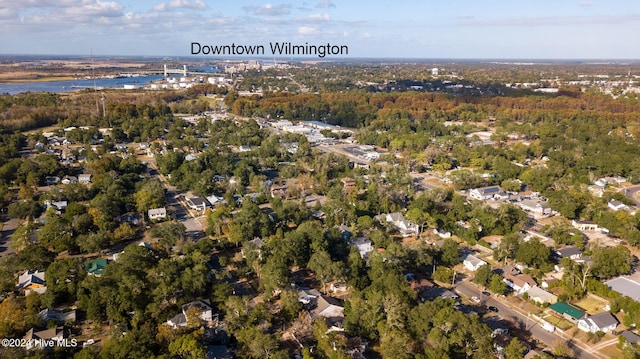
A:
[1,0,639,59]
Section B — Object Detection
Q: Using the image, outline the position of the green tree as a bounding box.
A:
[439,238,461,266]
[591,246,632,280]
[308,249,344,293]
[42,259,85,307]
[473,264,492,288]
[489,274,506,295]
[134,179,165,213]
[11,222,36,252]
[259,256,292,298]
[38,209,75,253]
[150,221,186,252]
[515,238,551,270]
[433,266,454,284]
[236,326,285,359]
[168,332,206,359]
[504,337,526,359]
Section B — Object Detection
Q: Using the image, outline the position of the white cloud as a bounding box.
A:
[243,3,291,16]
[0,8,17,18]
[307,13,330,21]
[153,0,206,12]
[298,26,318,35]
[64,1,124,17]
[316,0,335,8]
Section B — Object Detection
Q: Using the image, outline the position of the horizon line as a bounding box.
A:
[1,53,640,63]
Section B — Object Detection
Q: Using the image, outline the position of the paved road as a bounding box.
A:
[0,217,19,257]
[623,186,640,207]
[148,163,205,240]
[455,281,599,359]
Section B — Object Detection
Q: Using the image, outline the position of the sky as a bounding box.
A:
[1,0,639,59]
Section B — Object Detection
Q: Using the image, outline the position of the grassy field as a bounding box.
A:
[0,74,76,83]
[573,296,609,314]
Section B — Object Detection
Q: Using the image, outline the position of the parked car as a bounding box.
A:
[488,306,499,312]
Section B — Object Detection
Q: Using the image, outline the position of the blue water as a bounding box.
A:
[0,75,166,95]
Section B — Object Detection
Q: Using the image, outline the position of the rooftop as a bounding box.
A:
[549,302,585,320]
[606,277,640,301]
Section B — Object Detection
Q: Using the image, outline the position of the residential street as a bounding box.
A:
[455,280,600,359]
[0,216,19,257]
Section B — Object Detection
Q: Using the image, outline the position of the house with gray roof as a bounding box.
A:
[24,326,64,350]
[607,277,640,301]
[148,207,167,221]
[527,286,558,304]
[312,295,344,319]
[39,308,76,324]
[621,330,640,345]
[463,254,487,272]
[578,312,619,333]
[519,199,551,216]
[166,299,214,329]
[555,246,583,260]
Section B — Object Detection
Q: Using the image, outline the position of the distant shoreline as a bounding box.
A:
[0,75,76,84]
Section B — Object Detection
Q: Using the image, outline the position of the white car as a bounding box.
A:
[471,296,481,303]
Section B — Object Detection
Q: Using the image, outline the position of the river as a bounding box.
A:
[0,75,166,95]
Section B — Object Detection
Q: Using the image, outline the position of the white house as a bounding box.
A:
[384,213,419,237]
[206,195,225,205]
[186,196,209,211]
[519,200,552,216]
[577,312,619,333]
[166,299,214,329]
[572,219,599,231]
[61,176,77,185]
[469,186,501,200]
[148,207,167,221]
[608,200,627,211]
[45,200,68,212]
[350,237,373,259]
[503,273,536,295]
[78,173,92,184]
[463,254,487,272]
[17,270,47,295]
